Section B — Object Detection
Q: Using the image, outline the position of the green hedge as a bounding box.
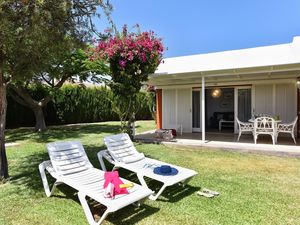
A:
[6,85,154,128]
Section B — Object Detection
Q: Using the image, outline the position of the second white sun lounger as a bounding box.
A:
[39,140,153,225]
[98,133,198,200]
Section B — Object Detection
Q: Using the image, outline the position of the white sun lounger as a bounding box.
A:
[98,133,198,201]
[39,141,153,225]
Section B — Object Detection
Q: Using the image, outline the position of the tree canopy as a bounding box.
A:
[0,0,112,179]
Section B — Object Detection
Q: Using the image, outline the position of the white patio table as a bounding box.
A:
[248,118,282,134]
[248,119,281,124]
[248,118,281,144]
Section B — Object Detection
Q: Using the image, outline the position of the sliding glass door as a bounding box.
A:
[238,88,252,121]
[192,89,201,132]
[235,87,252,132]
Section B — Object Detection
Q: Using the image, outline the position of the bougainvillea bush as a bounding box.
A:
[91,26,164,135]
[92,26,164,95]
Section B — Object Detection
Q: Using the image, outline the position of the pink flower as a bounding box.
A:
[90,26,165,74]
[127,51,134,61]
[139,52,147,63]
[119,60,126,68]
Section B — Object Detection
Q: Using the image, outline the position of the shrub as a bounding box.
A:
[90,26,164,136]
[6,85,154,128]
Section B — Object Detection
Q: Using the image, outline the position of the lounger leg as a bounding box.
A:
[39,162,61,197]
[112,166,120,172]
[136,173,167,201]
[136,173,148,188]
[97,152,107,171]
[133,197,148,207]
[149,184,168,201]
[180,177,192,187]
[78,192,111,225]
[292,133,296,144]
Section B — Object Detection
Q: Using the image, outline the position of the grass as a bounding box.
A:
[1,120,300,225]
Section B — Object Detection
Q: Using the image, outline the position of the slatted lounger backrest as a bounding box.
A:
[47,141,93,176]
[104,133,144,163]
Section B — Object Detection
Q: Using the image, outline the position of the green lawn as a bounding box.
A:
[1,120,300,225]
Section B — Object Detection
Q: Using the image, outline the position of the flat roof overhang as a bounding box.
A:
[148,63,300,87]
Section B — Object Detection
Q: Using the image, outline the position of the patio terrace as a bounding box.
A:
[135,131,300,157]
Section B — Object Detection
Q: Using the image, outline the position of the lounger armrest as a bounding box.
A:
[97,149,115,171]
[39,160,57,176]
[39,160,60,197]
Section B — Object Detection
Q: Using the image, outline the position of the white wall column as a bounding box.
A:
[202,76,205,142]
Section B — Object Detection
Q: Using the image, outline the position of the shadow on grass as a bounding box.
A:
[115,169,199,203]
[107,204,159,225]
[10,151,49,192]
[6,123,121,143]
[52,186,160,225]
[89,199,159,225]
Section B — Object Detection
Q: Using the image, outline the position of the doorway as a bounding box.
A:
[206,88,235,132]
[192,86,252,133]
[234,87,252,133]
[192,89,201,132]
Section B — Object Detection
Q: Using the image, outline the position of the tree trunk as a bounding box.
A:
[0,75,8,179]
[127,112,136,140]
[33,106,46,132]
[9,86,50,132]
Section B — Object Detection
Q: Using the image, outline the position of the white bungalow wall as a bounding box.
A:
[162,88,192,132]
[162,80,297,133]
[253,83,296,123]
[177,88,192,132]
[275,83,297,122]
[162,89,176,129]
[253,84,274,116]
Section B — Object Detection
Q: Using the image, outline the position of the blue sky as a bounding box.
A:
[95,0,300,58]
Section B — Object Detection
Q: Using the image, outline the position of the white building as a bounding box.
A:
[149,36,300,141]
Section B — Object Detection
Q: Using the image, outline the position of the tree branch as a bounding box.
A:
[40,96,52,107]
[9,85,38,108]
[54,76,69,89]
[41,73,53,87]
[7,90,28,107]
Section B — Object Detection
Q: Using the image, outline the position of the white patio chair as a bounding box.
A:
[236,117,253,141]
[277,117,298,144]
[39,141,152,225]
[253,117,276,145]
[97,133,197,201]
